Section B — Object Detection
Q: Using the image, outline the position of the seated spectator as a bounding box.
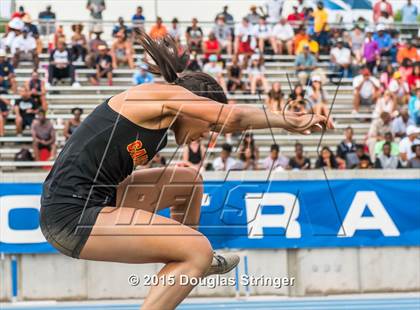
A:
[253,16,273,54]
[22,15,41,54]
[212,143,239,171]
[168,18,181,42]
[0,50,17,94]
[375,142,402,169]
[293,26,309,54]
[373,24,392,57]
[86,25,107,68]
[402,0,418,23]
[287,5,305,27]
[377,11,394,29]
[271,18,294,55]
[407,143,420,168]
[14,87,40,135]
[213,15,232,55]
[399,125,420,164]
[112,17,131,38]
[357,154,374,169]
[373,0,393,24]
[202,32,221,63]
[246,5,261,25]
[203,55,226,91]
[330,38,352,78]
[186,18,203,53]
[295,34,320,56]
[185,51,202,72]
[3,18,24,54]
[132,63,154,85]
[227,55,244,93]
[31,109,56,161]
[362,27,380,74]
[336,126,357,168]
[407,62,420,91]
[264,0,283,24]
[397,40,419,65]
[234,18,254,55]
[132,6,145,31]
[90,45,113,86]
[111,31,134,69]
[379,63,394,91]
[53,25,66,49]
[48,41,77,86]
[0,96,10,136]
[183,140,205,169]
[373,90,397,118]
[389,71,410,105]
[71,23,88,62]
[149,17,168,40]
[392,107,414,138]
[25,70,47,111]
[295,44,317,85]
[353,68,380,113]
[11,29,38,69]
[247,54,269,94]
[367,111,392,160]
[374,131,399,160]
[262,144,289,171]
[288,142,310,170]
[315,146,339,169]
[238,132,259,170]
[64,107,83,140]
[287,84,307,113]
[348,24,365,65]
[266,82,284,113]
[86,0,106,38]
[38,5,56,36]
[408,87,420,125]
[307,75,329,117]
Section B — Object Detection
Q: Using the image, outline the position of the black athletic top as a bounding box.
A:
[42,99,168,206]
[188,145,202,165]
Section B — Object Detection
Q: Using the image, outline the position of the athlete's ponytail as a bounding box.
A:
[135,29,227,104]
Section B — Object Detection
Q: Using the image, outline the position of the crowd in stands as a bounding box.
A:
[0,0,419,170]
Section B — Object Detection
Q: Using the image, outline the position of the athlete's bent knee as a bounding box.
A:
[187,236,213,273]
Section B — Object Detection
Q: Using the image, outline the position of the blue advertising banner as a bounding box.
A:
[1,179,419,254]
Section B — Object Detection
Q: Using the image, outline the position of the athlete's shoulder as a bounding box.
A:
[122,83,188,101]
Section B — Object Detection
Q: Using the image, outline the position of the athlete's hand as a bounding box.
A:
[282,111,334,135]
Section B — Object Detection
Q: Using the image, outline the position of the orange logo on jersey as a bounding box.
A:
[127,140,149,166]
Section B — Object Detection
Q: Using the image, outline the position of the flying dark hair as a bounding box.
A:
[135,29,227,104]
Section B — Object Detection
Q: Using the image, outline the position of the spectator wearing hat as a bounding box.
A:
[389,71,410,105]
[408,87,420,125]
[330,38,352,78]
[64,107,83,140]
[22,15,41,53]
[31,109,56,161]
[271,18,294,55]
[112,17,132,38]
[14,86,40,135]
[407,143,420,168]
[11,28,38,69]
[253,16,273,54]
[374,131,399,157]
[132,64,154,85]
[0,96,10,136]
[186,18,204,53]
[48,41,77,86]
[212,143,239,171]
[367,111,392,161]
[352,67,380,113]
[373,0,393,24]
[71,23,88,62]
[247,54,269,94]
[3,18,24,54]
[86,25,107,68]
[373,24,392,57]
[203,55,226,91]
[86,0,106,38]
[25,70,47,111]
[111,30,134,69]
[399,125,420,164]
[203,32,221,63]
[38,5,56,35]
[247,5,262,25]
[149,17,168,40]
[402,0,418,24]
[0,50,17,94]
[295,44,317,85]
[213,15,232,55]
[262,144,289,171]
[362,28,380,73]
[392,107,415,138]
[132,6,146,31]
[234,18,254,55]
[90,45,113,86]
[168,18,182,42]
[397,40,420,64]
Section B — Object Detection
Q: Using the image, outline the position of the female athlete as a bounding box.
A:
[40,30,332,310]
